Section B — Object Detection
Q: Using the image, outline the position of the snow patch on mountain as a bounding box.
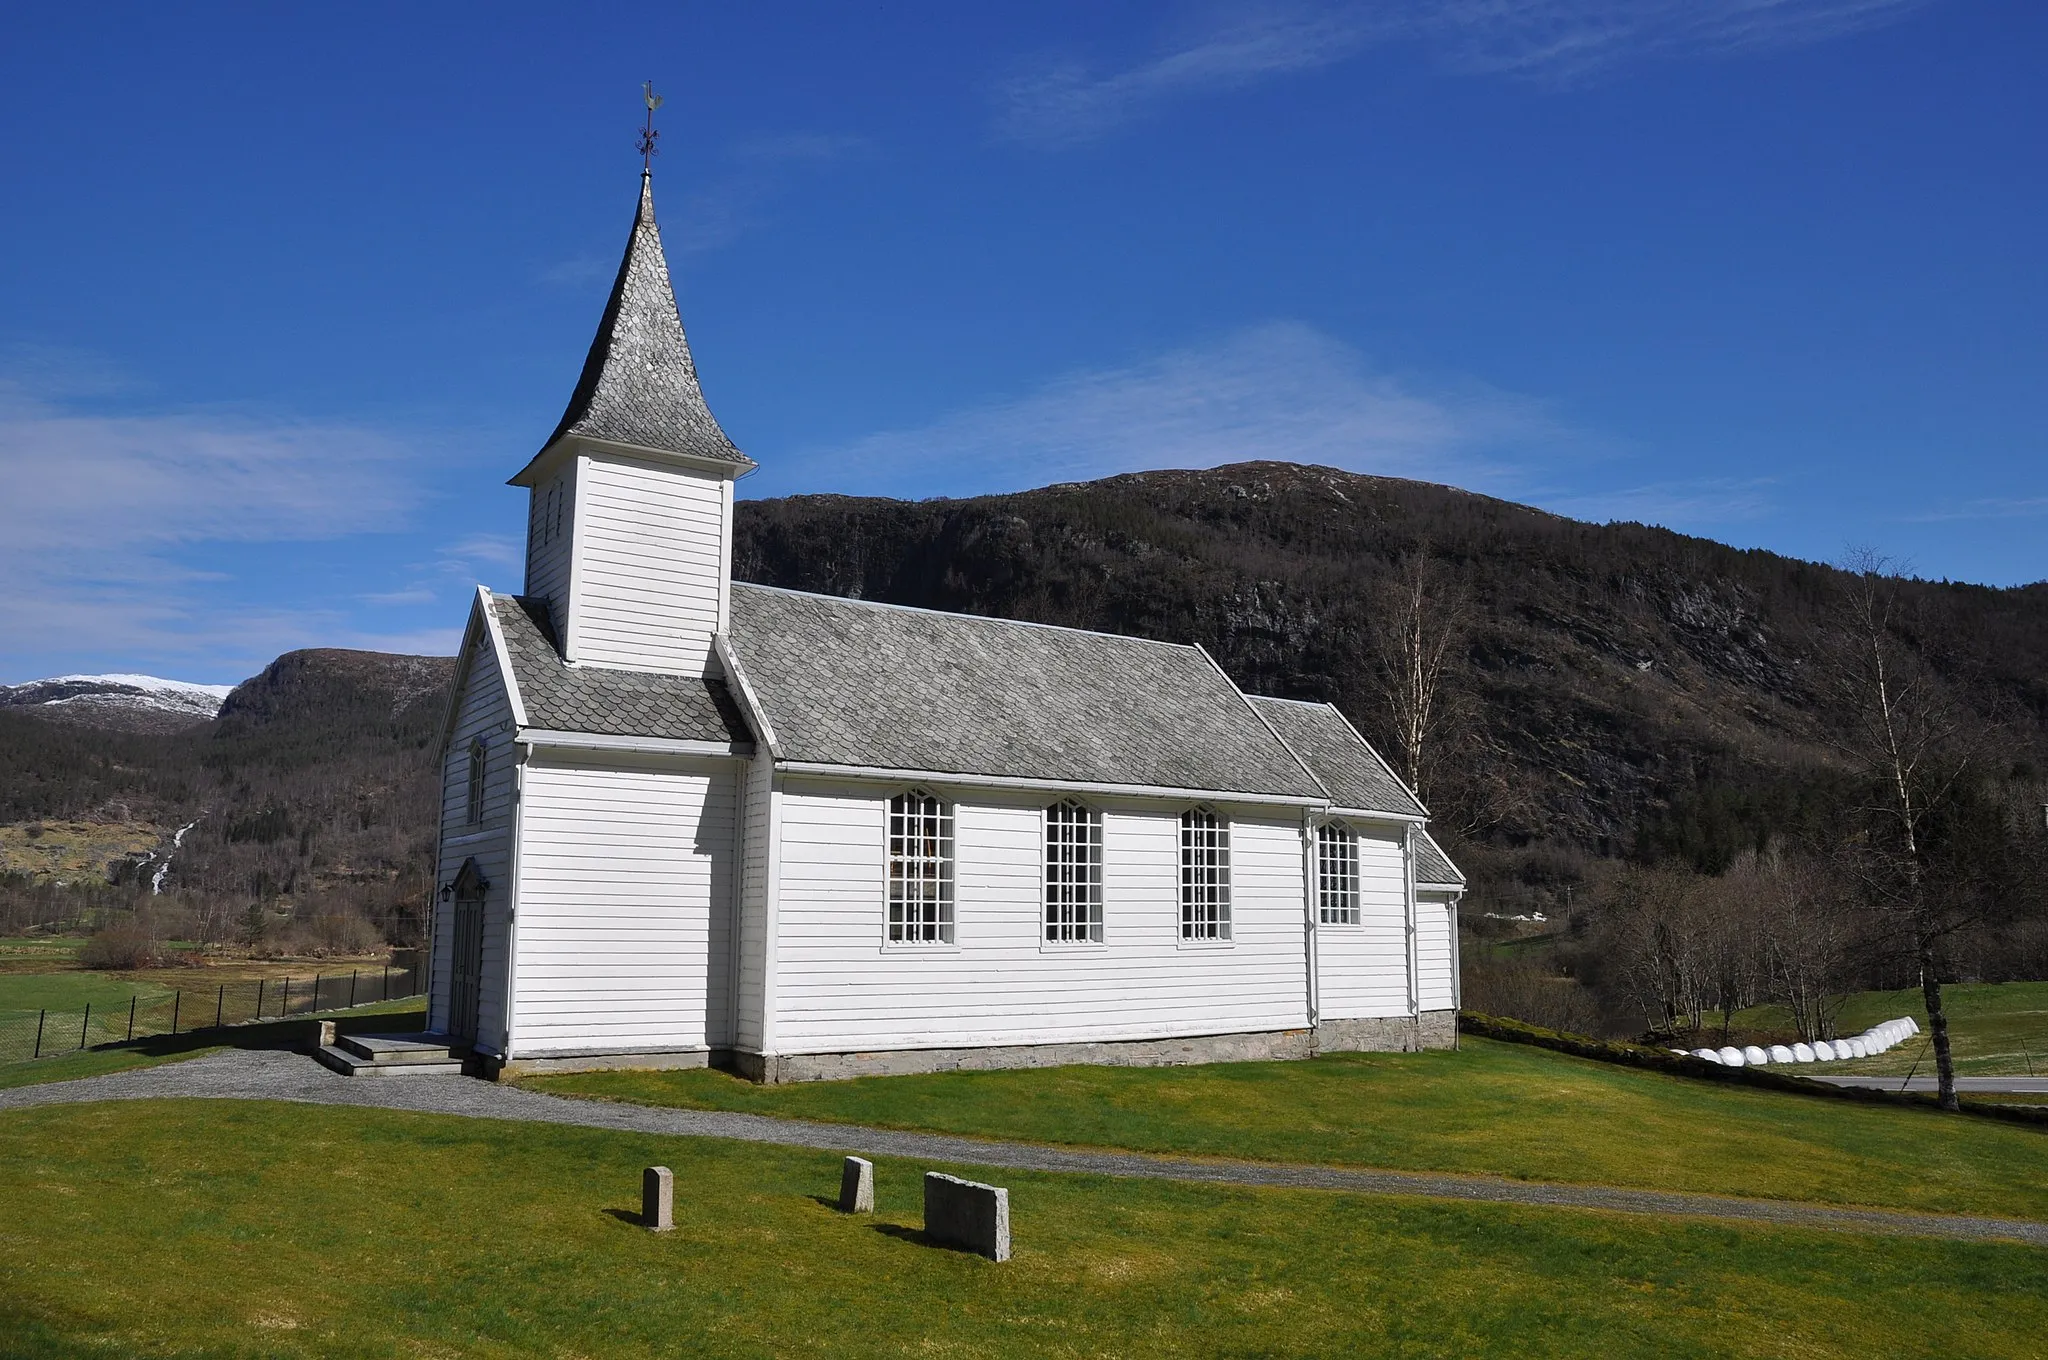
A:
[0,673,240,730]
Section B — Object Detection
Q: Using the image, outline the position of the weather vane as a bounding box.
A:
[639,81,664,172]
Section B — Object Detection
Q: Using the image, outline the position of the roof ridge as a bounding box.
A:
[730,581,1205,652]
[1246,694,1338,709]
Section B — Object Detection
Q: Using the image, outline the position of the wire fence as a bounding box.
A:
[0,964,423,1065]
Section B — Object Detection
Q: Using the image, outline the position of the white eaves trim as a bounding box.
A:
[775,760,1332,809]
[1327,804,1429,826]
[478,587,531,729]
[518,729,752,759]
[713,632,782,759]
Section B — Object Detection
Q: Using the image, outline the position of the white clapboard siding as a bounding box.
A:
[434,633,516,1047]
[567,451,729,673]
[770,781,1310,1054]
[523,462,575,637]
[511,752,738,1055]
[1416,895,1456,1012]
[735,756,776,1051]
[1315,827,1412,1020]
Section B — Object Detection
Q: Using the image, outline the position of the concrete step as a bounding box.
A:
[336,1033,468,1065]
[315,1043,468,1078]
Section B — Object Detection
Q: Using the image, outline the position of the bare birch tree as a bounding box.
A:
[1821,552,1984,1111]
[1369,548,1471,806]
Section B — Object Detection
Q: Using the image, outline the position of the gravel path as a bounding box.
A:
[4,1048,2044,1247]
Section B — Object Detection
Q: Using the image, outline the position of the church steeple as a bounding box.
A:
[509,162,748,678]
[512,171,751,485]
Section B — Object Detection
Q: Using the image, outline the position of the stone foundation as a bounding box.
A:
[487,1014,1459,1083]
[491,1045,713,1079]
[729,1028,1317,1084]
[1314,1010,1458,1054]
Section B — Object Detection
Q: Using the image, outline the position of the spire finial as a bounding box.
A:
[639,81,664,173]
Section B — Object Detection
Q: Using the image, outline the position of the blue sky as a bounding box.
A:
[1,1,2040,684]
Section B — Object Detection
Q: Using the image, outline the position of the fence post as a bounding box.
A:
[314,973,322,1014]
[171,991,181,1036]
[349,970,358,1008]
[256,979,264,1021]
[281,977,290,1017]
[215,985,224,1029]
[382,964,390,1002]
[80,1003,91,1051]
[127,995,137,1042]
[34,1009,44,1059]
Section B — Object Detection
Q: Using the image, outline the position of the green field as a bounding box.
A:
[527,1038,2048,1221]
[0,999,427,1091]
[2,1098,2042,1359]
[1738,981,2048,1078]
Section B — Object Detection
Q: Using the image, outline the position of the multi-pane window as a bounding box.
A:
[1316,823,1361,926]
[1044,800,1104,943]
[888,790,954,944]
[465,739,487,827]
[1180,808,1231,940]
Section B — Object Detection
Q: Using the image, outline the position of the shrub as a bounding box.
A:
[78,921,158,970]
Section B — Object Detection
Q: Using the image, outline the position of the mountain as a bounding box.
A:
[732,462,2048,874]
[0,674,237,734]
[0,650,453,950]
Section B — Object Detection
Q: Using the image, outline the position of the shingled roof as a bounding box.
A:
[1414,830,1464,887]
[490,594,750,746]
[1243,696,1426,819]
[726,584,1326,800]
[515,173,750,479]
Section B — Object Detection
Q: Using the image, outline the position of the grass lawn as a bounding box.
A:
[2,1100,2043,1359]
[0,999,427,1091]
[525,1038,2048,1222]
[1739,982,2048,1078]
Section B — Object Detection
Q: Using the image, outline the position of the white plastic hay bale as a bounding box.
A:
[1813,1041,1837,1061]
[1695,1048,1723,1063]
[1743,1045,1770,1065]
[1906,1017,1920,1035]
[1792,1043,1815,1062]
[1769,1045,1795,1063]
[1846,1039,1868,1058]
[1669,1047,1692,1056]
[1717,1046,1745,1066]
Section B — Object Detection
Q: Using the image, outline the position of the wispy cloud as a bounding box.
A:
[994,8,1389,147]
[779,320,1590,497]
[0,368,434,678]
[1898,495,2048,523]
[995,0,1930,144]
[1544,476,1780,527]
[670,130,872,256]
[1432,0,1931,83]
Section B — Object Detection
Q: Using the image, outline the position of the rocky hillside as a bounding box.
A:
[0,650,453,944]
[733,462,2048,864]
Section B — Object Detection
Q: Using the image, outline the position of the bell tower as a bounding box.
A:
[509,168,754,676]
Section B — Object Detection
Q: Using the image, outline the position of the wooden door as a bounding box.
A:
[449,892,485,1045]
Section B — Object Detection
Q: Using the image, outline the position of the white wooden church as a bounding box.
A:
[429,170,1465,1080]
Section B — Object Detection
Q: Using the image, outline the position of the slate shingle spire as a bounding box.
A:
[525,171,751,474]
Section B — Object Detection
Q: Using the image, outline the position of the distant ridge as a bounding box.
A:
[0,674,238,734]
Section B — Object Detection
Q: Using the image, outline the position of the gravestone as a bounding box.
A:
[839,1156,874,1213]
[924,1172,1010,1262]
[643,1166,673,1232]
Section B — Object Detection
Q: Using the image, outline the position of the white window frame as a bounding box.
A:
[1316,821,1362,927]
[1043,799,1104,945]
[465,739,487,828]
[885,788,955,946]
[1179,807,1232,943]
